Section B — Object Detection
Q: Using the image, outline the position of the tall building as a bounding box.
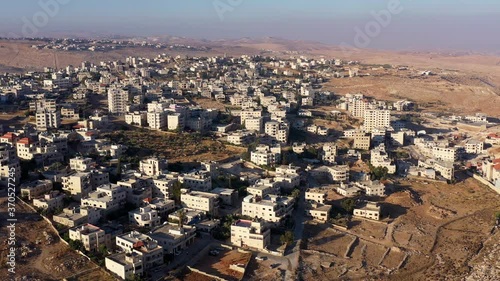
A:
[264,121,289,144]
[363,109,390,132]
[36,109,61,131]
[108,88,129,114]
[147,111,167,130]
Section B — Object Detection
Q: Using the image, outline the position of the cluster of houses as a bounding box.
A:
[1,51,499,280]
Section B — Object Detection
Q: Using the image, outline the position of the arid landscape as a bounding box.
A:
[300,176,500,281]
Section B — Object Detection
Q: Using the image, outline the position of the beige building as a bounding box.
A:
[264,121,289,143]
[36,109,61,131]
[363,109,390,132]
[108,88,129,114]
[180,190,219,216]
[247,178,281,197]
[242,195,295,223]
[250,144,281,166]
[20,179,53,200]
[149,224,197,255]
[370,144,396,174]
[322,143,337,164]
[178,170,212,191]
[147,111,167,130]
[305,204,331,222]
[33,191,65,212]
[106,252,143,280]
[62,172,92,200]
[53,206,101,227]
[115,232,164,270]
[231,220,270,250]
[129,205,161,228]
[70,157,95,172]
[125,111,147,126]
[353,132,371,150]
[69,223,107,252]
[81,184,127,213]
[139,158,167,177]
[353,201,381,221]
[432,146,458,162]
[305,188,328,204]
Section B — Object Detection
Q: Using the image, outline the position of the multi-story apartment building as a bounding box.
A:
[353,201,381,221]
[149,224,197,255]
[227,130,255,146]
[53,206,101,227]
[347,96,368,118]
[115,232,164,270]
[125,111,147,126]
[70,157,95,172]
[363,109,390,132]
[250,144,281,166]
[20,179,53,200]
[69,223,107,252]
[129,205,161,228]
[240,108,262,124]
[178,170,212,191]
[231,220,270,250]
[0,143,20,188]
[354,180,386,197]
[432,147,458,162]
[180,190,219,216]
[242,194,295,223]
[465,140,484,154]
[33,191,65,211]
[36,109,61,131]
[322,143,337,164]
[370,144,396,174]
[62,172,92,200]
[244,117,263,133]
[264,121,289,143]
[305,188,328,204]
[106,251,143,280]
[353,132,371,150]
[274,165,301,190]
[247,178,281,197]
[108,88,129,114]
[81,184,127,213]
[147,111,167,130]
[139,158,168,177]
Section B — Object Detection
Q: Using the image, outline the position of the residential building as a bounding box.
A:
[33,191,65,211]
[465,140,484,154]
[129,205,161,228]
[180,190,219,216]
[363,109,390,132]
[149,224,197,255]
[115,232,164,270]
[20,179,53,200]
[353,201,381,221]
[322,143,337,164]
[370,144,396,174]
[70,157,95,172]
[69,223,107,252]
[36,109,61,131]
[147,111,167,130]
[231,220,270,250]
[178,170,212,191]
[242,195,295,223]
[305,188,328,204]
[432,147,458,162]
[353,132,371,150]
[305,203,331,222]
[81,184,127,213]
[250,144,281,166]
[247,178,281,197]
[0,143,20,188]
[53,206,101,227]
[108,88,129,114]
[106,252,143,280]
[264,121,289,143]
[139,158,167,177]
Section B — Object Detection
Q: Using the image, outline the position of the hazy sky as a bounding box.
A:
[0,0,499,52]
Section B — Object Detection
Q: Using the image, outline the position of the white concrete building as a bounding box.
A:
[129,205,161,228]
[108,88,129,114]
[36,109,61,131]
[363,109,390,132]
[231,220,270,250]
[180,190,219,216]
[250,144,281,166]
[242,195,295,223]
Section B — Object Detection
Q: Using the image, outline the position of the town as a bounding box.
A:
[1,49,500,281]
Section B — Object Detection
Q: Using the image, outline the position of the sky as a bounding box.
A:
[0,0,499,52]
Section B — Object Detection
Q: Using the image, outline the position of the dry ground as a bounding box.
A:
[190,249,252,281]
[0,193,114,281]
[300,177,500,280]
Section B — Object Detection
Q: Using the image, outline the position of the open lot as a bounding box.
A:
[190,248,252,281]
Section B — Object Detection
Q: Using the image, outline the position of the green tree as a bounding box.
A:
[291,189,301,199]
[171,181,183,204]
[176,209,186,227]
[341,198,357,214]
[280,231,294,245]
